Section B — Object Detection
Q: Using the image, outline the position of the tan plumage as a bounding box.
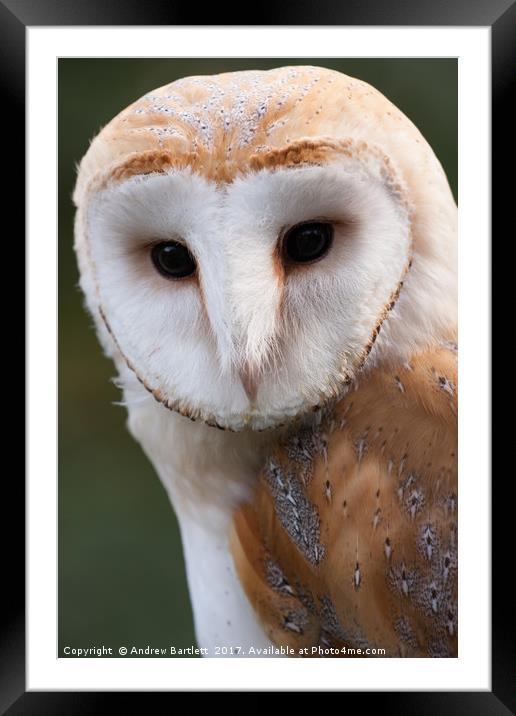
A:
[231,342,457,657]
[75,66,435,192]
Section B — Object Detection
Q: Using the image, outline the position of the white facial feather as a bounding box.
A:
[85,154,414,430]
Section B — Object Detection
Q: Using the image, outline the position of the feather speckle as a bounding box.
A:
[264,458,326,566]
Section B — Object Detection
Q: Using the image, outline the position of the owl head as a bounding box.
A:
[74,66,457,431]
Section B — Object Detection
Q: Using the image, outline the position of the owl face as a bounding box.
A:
[86,149,412,430]
[75,67,456,431]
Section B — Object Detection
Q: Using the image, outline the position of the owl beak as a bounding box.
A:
[239,362,258,404]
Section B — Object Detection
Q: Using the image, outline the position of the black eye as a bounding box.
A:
[151,241,197,279]
[283,222,333,264]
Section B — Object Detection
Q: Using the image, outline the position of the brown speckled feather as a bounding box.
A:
[231,343,457,657]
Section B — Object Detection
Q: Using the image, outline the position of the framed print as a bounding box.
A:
[6,0,509,708]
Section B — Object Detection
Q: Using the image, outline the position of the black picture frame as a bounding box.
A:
[6,0,508,710]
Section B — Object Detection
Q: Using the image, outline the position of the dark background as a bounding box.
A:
[58,58,457,657]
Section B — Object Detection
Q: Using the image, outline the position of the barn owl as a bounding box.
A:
[74,66,457,658]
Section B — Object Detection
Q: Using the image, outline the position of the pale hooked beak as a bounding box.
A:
[239,362,259,403]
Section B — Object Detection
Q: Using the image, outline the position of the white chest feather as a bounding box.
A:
[124,379,278,656]
[178,511,275,656]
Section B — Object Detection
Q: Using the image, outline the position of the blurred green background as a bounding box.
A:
[58,58,457,657]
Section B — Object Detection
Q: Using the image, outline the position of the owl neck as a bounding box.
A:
[128,398,276,515]
[124,388,280,653]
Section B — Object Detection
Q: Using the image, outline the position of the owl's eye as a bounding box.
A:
[283,222,333,264]
[151,241,197,279]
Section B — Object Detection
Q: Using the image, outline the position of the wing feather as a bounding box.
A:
[231,344,458,657]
